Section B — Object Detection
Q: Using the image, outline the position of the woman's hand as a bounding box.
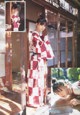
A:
[70,98,80,106]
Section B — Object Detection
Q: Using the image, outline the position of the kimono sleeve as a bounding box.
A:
[43,35,55,59]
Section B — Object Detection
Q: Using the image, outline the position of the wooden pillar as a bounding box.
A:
[20,33,26,110]
[5,32,12,90]
[65,20,68,67]
[57,13,60,67]
[74,21,78,67]
[72,21,77,67]
[72,22,75,67]
[6,2,12,25]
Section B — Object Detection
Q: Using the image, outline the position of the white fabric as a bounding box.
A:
[72,81,80,95]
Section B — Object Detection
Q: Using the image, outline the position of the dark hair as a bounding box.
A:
[52,80,64,92]
[12,3,18,9]
[36,15,47,25]
[52,78,57,84]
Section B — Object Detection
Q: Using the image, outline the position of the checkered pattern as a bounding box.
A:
[11,15,20,31]
[27,31,54,107]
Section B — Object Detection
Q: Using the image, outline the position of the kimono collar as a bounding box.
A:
[33,31,41,36]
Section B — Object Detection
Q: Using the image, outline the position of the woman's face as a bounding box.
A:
[36,23,46,32]
[55,85,69,98]
[12,9,19,16]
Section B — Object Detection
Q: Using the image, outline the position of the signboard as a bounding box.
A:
[45,0,59,8]
[45,0,78,16]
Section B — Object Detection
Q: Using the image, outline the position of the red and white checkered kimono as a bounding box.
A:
[27,31,54,107]
[11,15,20,31]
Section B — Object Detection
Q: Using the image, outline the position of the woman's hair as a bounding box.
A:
[36,15,47,25]
[12,3,18,9]
[52,79,65,92]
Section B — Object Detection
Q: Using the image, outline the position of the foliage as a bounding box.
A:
[51,68,80,82]
[51,68,66,80]
[67,68,80,81]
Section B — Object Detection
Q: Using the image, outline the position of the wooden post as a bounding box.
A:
[57,13,60,68]
[6,2,12,31]
[74,21,78,67]
[72,21,77,67]
[20,33,27,112]
[65,20,68,67]
[5,31,12,90]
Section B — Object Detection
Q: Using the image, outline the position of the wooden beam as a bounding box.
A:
[32,0,77,21]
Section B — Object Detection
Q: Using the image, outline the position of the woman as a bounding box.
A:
[52,79,80,106]
[11,3,20,31]
[27,16,54,107]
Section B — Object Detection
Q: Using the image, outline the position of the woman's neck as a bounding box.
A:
[35,28,40,33]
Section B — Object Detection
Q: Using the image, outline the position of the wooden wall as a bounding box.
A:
[26,0,45,22]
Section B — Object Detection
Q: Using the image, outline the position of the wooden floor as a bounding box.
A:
[0,93,22,115]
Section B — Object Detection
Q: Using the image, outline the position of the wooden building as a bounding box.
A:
[0,0,80,112]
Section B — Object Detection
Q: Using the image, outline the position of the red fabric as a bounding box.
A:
[12,15,20,28]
